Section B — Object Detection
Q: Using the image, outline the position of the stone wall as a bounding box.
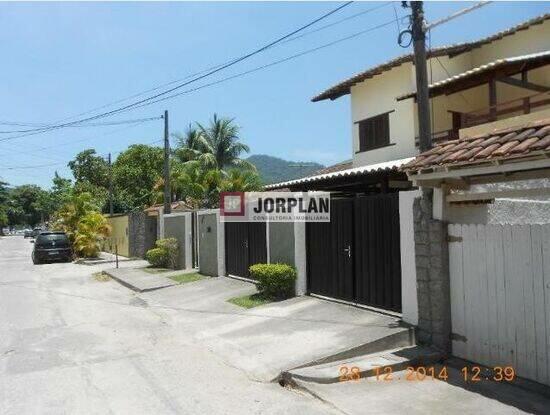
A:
[128,212,157,258]
[414,189,451,352]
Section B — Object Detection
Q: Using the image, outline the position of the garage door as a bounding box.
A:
[449,223,550,386]
[307,194,402,312]
[225,222,267,279]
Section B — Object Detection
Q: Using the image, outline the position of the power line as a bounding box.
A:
[0,2,354,139]
[0,162,66,171]
[0,121,156,160]
[129,18,401,110]
[2,1,384,131]
[0,116,162,134]
[0,138,164,171]
[280,2,391,44]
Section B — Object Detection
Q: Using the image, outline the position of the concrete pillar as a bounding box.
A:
[185,213,193,269]
[293,221,307,296]
[399,190,421,326]
[216,210,226,277]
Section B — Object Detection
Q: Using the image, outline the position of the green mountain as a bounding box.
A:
[246,154,324,185]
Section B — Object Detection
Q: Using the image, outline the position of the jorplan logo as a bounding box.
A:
[220,192,330,222]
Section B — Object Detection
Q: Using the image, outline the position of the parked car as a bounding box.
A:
[32,232,72,264]
[32,228,43,238]
[24,230,33,238]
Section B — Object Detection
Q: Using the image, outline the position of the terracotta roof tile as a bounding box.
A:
[532,134,550,150]
[403,118,550,172]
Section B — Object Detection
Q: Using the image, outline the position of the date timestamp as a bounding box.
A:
[338,365,516,383]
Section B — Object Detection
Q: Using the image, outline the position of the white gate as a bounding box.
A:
[448,224,550,386]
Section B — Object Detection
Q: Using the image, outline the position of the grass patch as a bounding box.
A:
[93,272,111,282]
[168,272,206,285]
[227,293,274,309]
[142,266,172,274]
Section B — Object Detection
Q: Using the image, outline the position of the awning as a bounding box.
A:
[397,51,550,101]
[266,157,414,190]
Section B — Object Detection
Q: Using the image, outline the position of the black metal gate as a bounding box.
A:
[306,194,402,312]
[225,222,267,279]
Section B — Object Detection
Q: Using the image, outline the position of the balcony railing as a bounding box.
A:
[458,91,550,128]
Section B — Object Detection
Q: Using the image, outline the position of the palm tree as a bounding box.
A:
[221,169,263,192]
[194,114,255,171]
[172,124,209,163]
[73,212,111,258]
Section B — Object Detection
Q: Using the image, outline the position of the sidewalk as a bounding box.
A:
[103,267,196,292]
[75,251,139,266]
[293,364,550,415]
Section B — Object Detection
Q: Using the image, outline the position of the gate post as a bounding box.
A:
[216,210,226,277]
[294,221,307,296]
[414,188,452,352]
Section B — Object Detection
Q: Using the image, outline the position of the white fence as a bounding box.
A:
[449,224,550,386]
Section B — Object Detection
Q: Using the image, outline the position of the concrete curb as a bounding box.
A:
[103,268,178,292]
[280,345,443,385]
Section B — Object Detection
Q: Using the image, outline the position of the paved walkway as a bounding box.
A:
[104,267,180,292]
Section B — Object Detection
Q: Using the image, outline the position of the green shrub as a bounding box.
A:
[145,247,169,268]
[145,238,179,268]
[249,263,296,300]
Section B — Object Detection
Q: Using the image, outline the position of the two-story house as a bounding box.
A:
[267,14,550,328]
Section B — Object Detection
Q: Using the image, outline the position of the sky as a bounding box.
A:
[0,1,548,188]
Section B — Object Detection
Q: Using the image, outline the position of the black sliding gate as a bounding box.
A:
[307,194,402,312]
[225,222,267,279]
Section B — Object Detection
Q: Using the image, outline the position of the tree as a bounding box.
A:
[0,181,9,232]
[176,114,255,171]
[112,144,164,210]
[52,192,111,258]
[52,192,100,242]
[6,184,47,227]
[221,169,263,193]
[68,149,109,188]
[172,124,209,163]
[170,161,223,209]
[73,211,111,258]
[51,172,73,206]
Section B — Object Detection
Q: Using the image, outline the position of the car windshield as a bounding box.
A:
[36,234,68,243]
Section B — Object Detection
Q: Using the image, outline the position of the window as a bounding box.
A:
[356,112,392,152]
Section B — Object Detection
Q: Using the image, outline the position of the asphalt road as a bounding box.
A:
[0,236,335,415]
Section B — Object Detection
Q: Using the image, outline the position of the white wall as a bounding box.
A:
[351,64,417,167]
[293,221,307,296]
[399,190,420,325]
[471,20,550,67]
[347,19,550,168]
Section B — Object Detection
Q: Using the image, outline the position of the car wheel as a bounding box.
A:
[32,253,40,265]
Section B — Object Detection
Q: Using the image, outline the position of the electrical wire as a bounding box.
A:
[0,116,162,134]
[0,119,160,158]
[125,18,401,111]
[0,2,354,138]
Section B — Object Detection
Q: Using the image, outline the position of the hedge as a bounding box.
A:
[249,263,296,300]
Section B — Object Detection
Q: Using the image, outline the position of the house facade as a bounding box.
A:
[311,13,549,170]
[263,13,550,384]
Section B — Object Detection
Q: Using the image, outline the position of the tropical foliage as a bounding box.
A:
[52,192,110,258]
[73,212,111,258]
[4,114,266,228]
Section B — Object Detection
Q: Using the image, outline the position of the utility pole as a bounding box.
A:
[108,153,114,216]
[163,110,171,215]
[410,1,432,152]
